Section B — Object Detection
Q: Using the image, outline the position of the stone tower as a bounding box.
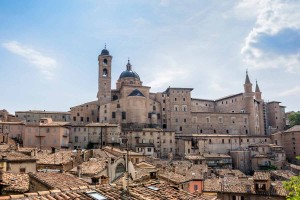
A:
[255,80,262,100]
[98,45,112,106]
[243,71,256,135]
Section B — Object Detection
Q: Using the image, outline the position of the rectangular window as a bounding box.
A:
[87,117,90,122]
[194,185,198,191]
[122,112,126,120]
[112,112,116,118]
[206,117,210,123]
[157,113,161,119]
[147,148,152,152]
[75,136,78,142]
[73,117,76,121]
[218,117,223,123]
[174,105,179,112]
[19,168,26,173]
[81,117,84,122]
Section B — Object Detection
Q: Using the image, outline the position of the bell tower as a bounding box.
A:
[97,45,112,106]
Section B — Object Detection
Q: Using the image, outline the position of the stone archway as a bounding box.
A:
[115,162,125,178]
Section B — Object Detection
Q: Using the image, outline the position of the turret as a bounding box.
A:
[244,70,253,93]
[255,80,262,100]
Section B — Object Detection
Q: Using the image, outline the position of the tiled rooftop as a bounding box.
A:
[253,171,270,180]
[35,150,75,164]
[214,169,246,177]
[185,155,205,160]
[204,177,287,197]
[29,172,89,190]
[270,170,296,180]
[92,149,116,159]
[285,125,300,132]
[0,180,218,200]
[103,146,144,157]
[290,164,300,170]
[202,153,231,158]
[0,185,141,200]
[2,172,29,193]
[158,170,191,184]
[1,151,37,161]
[70,158,107,176]
[130,180,212,200]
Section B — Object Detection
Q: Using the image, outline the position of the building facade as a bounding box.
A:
[67,47,286,156]
[15,110,71,124]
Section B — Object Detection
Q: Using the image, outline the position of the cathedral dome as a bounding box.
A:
[119,60,140,80]
[119,70,140,80]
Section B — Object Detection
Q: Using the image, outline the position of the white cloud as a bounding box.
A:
[279,86,300,97]
[2,41,57,79]
[238,0,300,73]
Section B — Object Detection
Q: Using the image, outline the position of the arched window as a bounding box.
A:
[103,68,108,77]
[103,59,107,65]
[115,163,125,178]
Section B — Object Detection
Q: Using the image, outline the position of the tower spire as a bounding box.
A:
[255,80,261,92]
[245,69,251,84]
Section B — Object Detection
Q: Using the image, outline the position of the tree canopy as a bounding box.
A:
[288,111,300,127]
[284,156,300,199]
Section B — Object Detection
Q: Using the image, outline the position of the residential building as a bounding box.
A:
[22,118,70,150]
[15,110,70,124]
[272,125,300,164]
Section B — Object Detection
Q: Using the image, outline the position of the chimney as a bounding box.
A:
[77,165,82,178]
[31,149,37,157]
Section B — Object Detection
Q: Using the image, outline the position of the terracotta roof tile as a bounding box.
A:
[2,172,29,193]
[36,150,74,165]
[29,172,89,190]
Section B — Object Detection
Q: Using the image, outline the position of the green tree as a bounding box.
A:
[284,156,300,199]
[288,111,300,127]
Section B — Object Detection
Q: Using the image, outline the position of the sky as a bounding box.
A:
[0,0,299,113]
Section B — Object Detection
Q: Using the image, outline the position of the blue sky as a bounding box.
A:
[0,0,299,113]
